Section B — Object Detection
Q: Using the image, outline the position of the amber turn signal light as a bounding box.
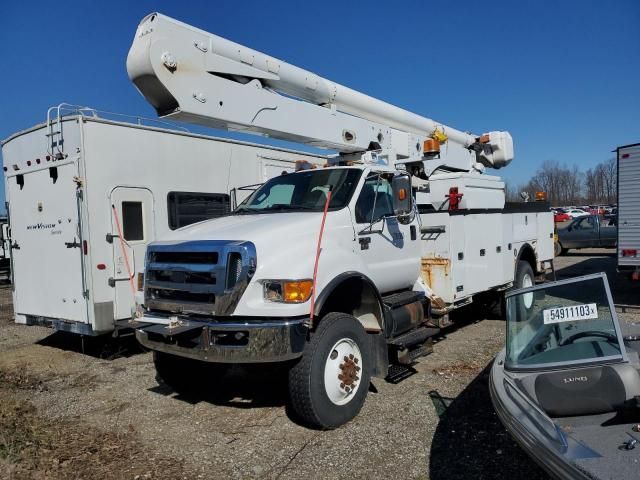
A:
[263,280,313,303]
[283,280,313,303]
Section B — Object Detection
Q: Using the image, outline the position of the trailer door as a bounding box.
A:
[7,162,88,322]
[110,187,154,320]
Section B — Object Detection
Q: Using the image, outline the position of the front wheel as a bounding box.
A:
[288,312,371,429]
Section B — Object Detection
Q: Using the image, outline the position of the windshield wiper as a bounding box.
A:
[231,204,318,215]
[265,204,318,211]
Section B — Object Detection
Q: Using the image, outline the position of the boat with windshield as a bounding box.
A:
[490,272,640,479]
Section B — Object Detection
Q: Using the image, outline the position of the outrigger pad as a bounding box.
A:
[533,364,640,417]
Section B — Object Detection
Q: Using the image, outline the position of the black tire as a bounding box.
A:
[555,241,568,256]
[153,351,211,393]
[514,260,534,290]
[288,312,372,429]
[513,260,535,319]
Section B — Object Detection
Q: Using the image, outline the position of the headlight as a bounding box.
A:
[263,280,313,303]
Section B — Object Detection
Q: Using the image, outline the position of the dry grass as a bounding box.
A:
[0,286,13,327]
[0,387,193,480]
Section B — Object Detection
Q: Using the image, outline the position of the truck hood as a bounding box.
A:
[148,208,359,318]
[160,211,347,244]
[156,210,357,281]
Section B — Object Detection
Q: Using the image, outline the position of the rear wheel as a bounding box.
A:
[554,241,562,257]
[288,312,371,429]
[514,260,535,317]
[555,241,568,256]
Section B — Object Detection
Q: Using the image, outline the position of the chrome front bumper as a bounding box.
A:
[136,314,307,363]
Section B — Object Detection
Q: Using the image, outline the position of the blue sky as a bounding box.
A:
[1,0,638,211]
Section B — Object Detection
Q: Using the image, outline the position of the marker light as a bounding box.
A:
[446,187,463,211]
[295,160,316,172]
[97,264,106,270]
[535,191,547,201]
[398,188,407,201]
[622,249,638,257]
[137,272,145,291]
[423,138,440,155]
[263,280,313,303]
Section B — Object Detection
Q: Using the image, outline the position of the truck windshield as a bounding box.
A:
[504,274,624,371]
[234,168,362,214]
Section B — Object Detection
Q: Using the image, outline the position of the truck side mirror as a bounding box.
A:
[392,174,412,218]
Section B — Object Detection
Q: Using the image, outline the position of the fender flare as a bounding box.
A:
[313,271,383,318]
[514,242,537,273]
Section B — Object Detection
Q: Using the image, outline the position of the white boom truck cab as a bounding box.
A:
[128,13,554,428]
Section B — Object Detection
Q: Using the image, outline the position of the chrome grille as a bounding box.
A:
[144,240,256,316]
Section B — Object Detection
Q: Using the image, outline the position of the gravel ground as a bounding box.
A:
[0,250,637,479]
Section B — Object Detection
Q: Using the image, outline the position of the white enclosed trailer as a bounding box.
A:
[617,143,640,277]
[1,107,325,334]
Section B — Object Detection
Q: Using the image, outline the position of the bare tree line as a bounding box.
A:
[505,159,617,206]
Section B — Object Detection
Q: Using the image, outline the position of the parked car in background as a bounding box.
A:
[555,214,617,255]
[553,211,571,222]
[565,208,590,218]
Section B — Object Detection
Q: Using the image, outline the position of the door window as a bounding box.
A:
[575,217,595,230]
[167,192,230,230]
[355,174,394,224]
[122,201,144,241]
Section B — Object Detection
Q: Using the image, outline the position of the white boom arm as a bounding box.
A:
[127,13,513,172]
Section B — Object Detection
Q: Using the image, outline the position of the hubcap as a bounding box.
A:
[324,338,362,405]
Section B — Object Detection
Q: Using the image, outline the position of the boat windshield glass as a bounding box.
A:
[233,168,362,214]
[505,274,624,370]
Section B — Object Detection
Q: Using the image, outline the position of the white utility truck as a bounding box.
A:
[616,143,640,279]
[128,13,554,428]
[1,105,325,335]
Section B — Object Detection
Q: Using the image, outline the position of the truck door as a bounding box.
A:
[569,216,597,248]
[7,162,88,322]
[110,187,154,320]
[597,217,617,247]
[352,172,421,293]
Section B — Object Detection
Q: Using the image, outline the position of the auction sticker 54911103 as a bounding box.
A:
[543,303,598,324]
